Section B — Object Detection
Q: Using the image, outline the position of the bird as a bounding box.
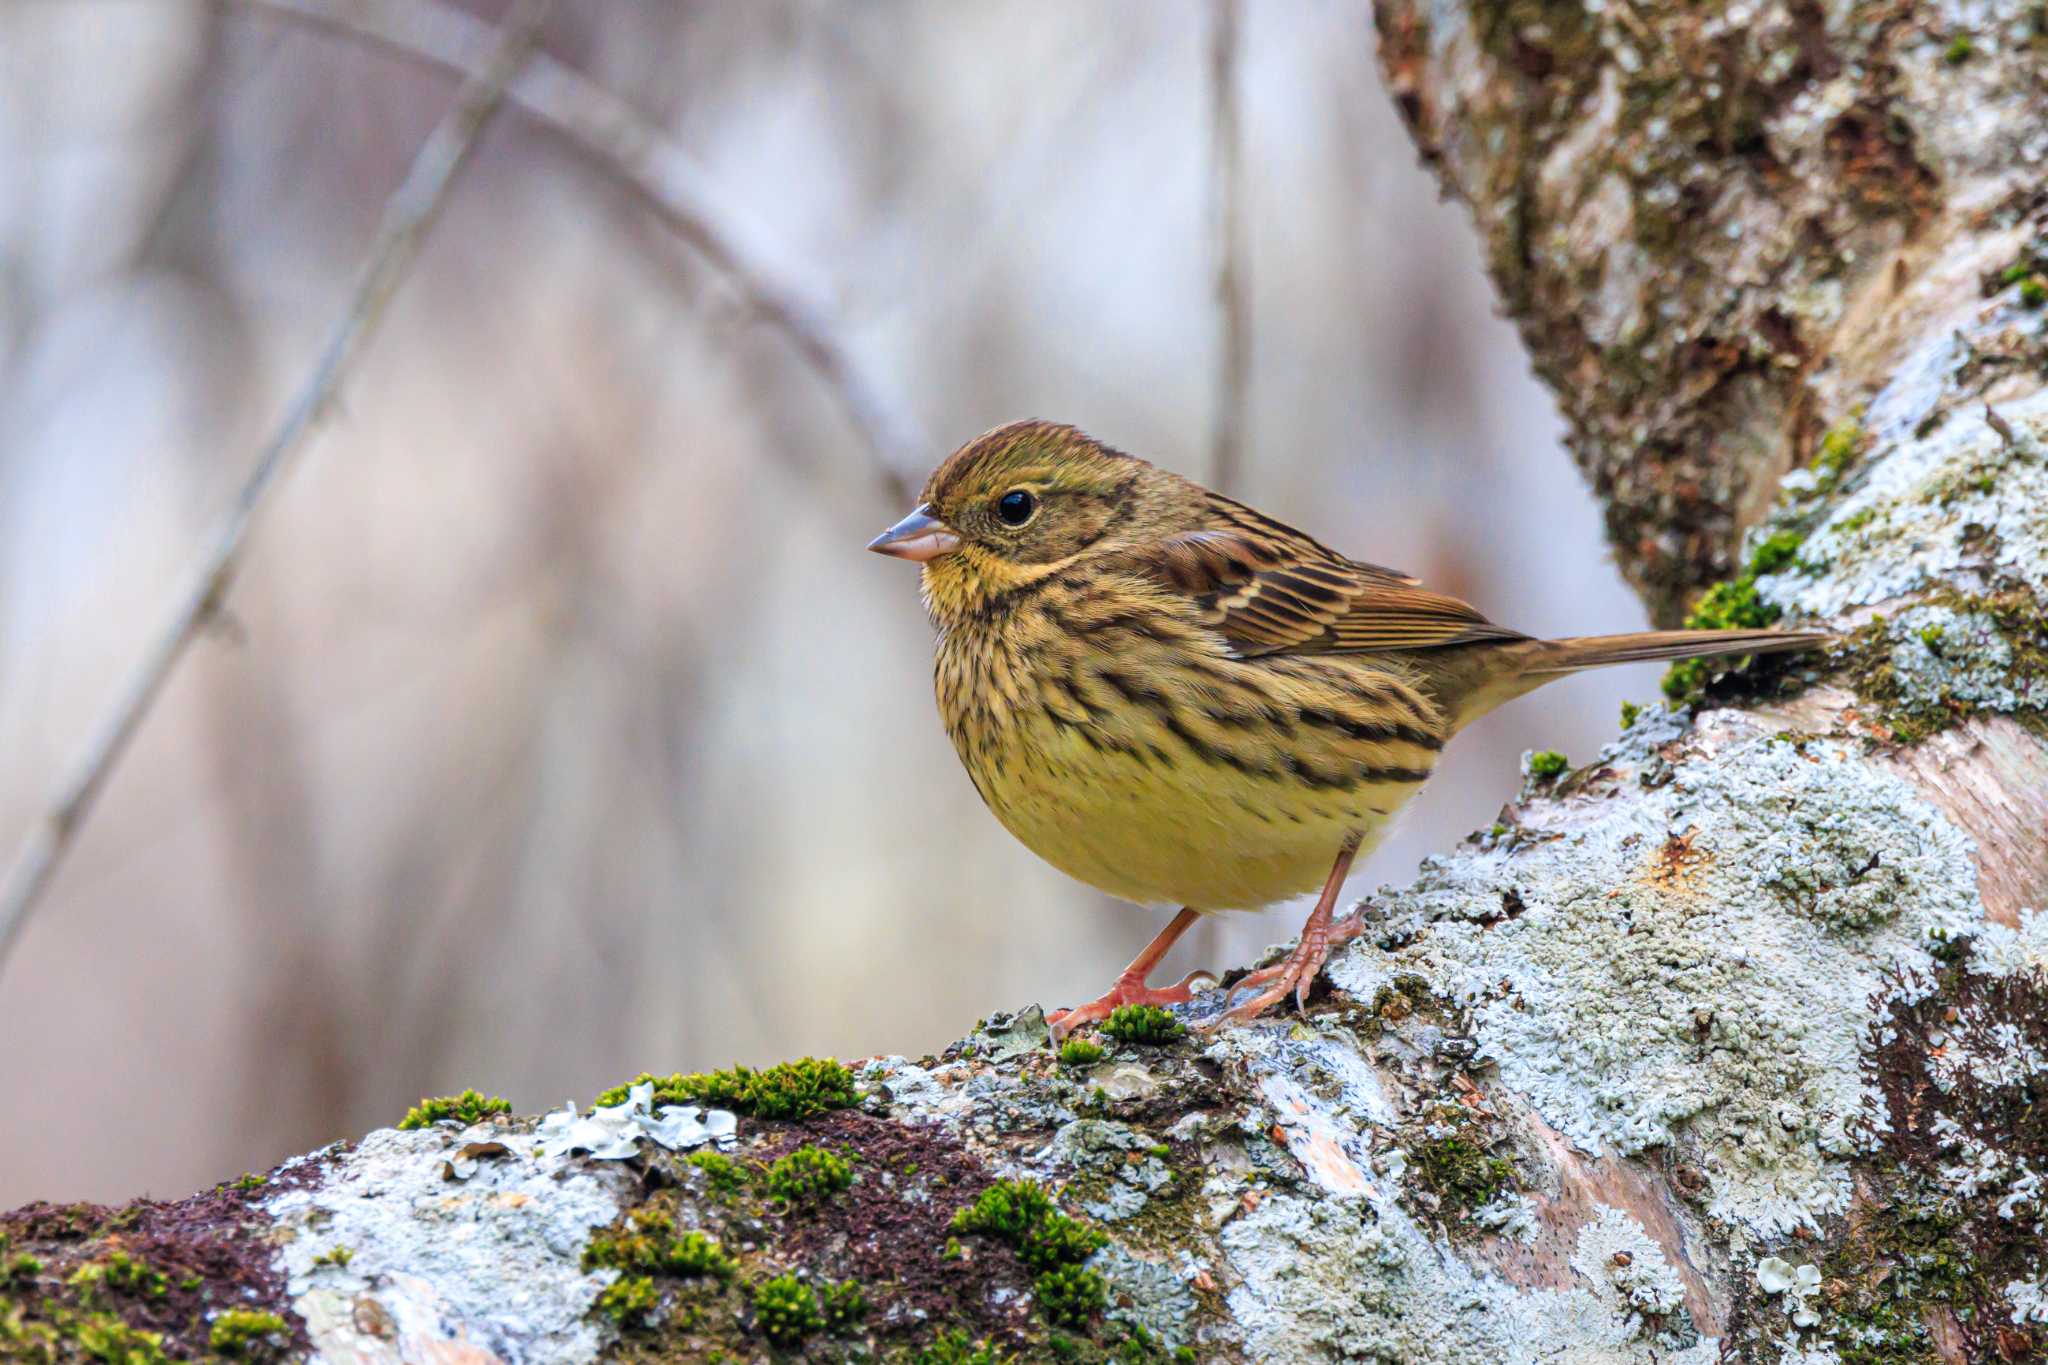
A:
[866,420,1829,1037]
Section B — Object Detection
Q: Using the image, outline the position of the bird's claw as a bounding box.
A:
[1047,967,1216,1042]
[1199,901,1378,1030]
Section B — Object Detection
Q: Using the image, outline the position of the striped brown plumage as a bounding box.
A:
[869,420,1829,1034]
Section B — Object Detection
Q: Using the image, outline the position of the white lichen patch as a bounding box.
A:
[1571,1206,1686,1325]
[1766,384,2048,620]
[268,1125,631,1365]
[1089,1242,1199,1347]
[1969,908,2048,978]
[1472,1193,1541,1244]
[1219,1193,1715,1364]
[1862,604,2048,715]
[2008,1272,2048,1326]
[1330,712,1984,1237]
[1032,1119,1174,1222]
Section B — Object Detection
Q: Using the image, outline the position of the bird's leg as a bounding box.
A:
[1210,834,1363,1025]
[1047,906,1214,1041]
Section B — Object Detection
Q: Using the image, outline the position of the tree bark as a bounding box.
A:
[6,5,2048,1363]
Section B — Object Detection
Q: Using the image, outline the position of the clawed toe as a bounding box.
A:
[1200,940,1326,1029]
[1047,968,1215,1041]
[1200,898,1378,1030]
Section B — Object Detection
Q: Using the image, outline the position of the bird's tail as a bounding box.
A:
[1523,628,1835,674]
[1436,628,1833,733]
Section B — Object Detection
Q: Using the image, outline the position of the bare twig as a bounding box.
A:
[1208,0,1249,493]
[1985,402,2017,448]
[243,0,926,505]
[0,0,551,979]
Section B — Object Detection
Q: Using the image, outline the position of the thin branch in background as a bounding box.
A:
[246,0,927,506]
[0,0,553,979]
[1208,0,1249,494]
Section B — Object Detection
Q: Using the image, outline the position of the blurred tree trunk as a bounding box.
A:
[5,5,2048,1363]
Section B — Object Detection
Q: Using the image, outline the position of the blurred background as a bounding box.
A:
[0,0,1659,1206]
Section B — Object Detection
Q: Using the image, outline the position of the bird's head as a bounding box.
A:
[867,420,1198,623]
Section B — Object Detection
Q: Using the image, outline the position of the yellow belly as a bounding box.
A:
[937,628,1443,911]
[981,718,1412,908]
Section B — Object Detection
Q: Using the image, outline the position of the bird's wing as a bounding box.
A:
[1138,500,1526,658]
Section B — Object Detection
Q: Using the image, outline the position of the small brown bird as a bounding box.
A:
[868,421,1826,1036]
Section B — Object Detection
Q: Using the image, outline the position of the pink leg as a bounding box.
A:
[1208,835,1363,1026]
[1047,907,1212,1041]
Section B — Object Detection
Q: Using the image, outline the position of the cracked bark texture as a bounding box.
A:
[6,3,2048,1363]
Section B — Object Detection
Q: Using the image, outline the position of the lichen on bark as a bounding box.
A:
[8,1,2048,1361]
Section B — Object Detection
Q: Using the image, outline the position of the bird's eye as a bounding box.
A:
[997,490,1037,526]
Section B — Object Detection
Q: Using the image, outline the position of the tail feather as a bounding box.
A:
[1526,628,1835,674]
[1434,627,1833,734]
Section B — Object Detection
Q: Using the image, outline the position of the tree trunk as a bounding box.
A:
[5,5,2047,1363]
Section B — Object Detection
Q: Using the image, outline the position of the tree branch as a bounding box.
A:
[242,0,927,506]
[1207,0,1249,493]
[0,0,551,978]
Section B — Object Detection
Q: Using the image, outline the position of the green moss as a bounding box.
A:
[397,1088,510,1130]
[1832,590,2048,743]
[1032,1264,1106,1329]
[595,1273,659,1328]
[685,1150,750,1193]
[3,1253,41,1286]
[310,1245,353,1270]
[1619,700,1642,729]
[208,1309,290,1358]
[1526,749,1568,779]
[820,1278,869,1335]
[1057,1038,1105,1068]
[1837,507,1877,533]
[584,1209,737,1281]
[1411,1106,1517,1212]
[1815,416,1866,488]
[913,1330,1012,1364]
[764,1145,854,1206]
[2022,276,2048,308]
[950,1178,1107,1281]
[1943,33,1973,62]
[1660,534,1794,702]
[597,1057,858,1119]
[226,1173,268,1193]
[71,1311,167,1365]
[750,1273,824,1349]
[1099,1005,1183,1045]
[68,1252,167,1302]
[1687,576,1780,632]
[1747,528,1806,575]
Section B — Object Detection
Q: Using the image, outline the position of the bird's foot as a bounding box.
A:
[1047,968,1216,1041]
[1205,903,1377,1027]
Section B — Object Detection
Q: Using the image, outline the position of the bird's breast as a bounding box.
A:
[932,598,1448,910]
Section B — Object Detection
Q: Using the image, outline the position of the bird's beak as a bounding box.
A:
[866,505,960,562]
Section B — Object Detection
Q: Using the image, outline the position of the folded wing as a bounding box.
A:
[1140,497,1526,658]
